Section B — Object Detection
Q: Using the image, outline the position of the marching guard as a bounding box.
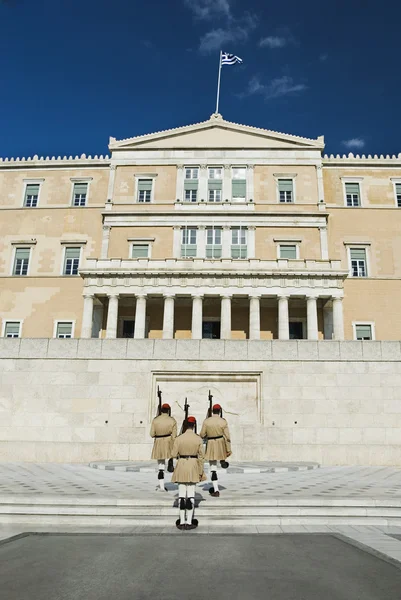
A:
[150,403,177,491]
[200,403,231,497]
[171,416,206,530]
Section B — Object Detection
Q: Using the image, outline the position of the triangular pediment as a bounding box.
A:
[109,114,324,151]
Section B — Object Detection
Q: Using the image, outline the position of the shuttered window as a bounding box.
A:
[206,227,222,258]
[73,182,88,207]
[4,322,20,338]
[208,168,222,202]
[13,248,30,275]
[137,179,153,202]
[56,322,73,338]
[231,227,247,259]
[279,245,297,259]
[24,184,40,207]
[132,244,149,258]
[350,247,367,277]
[355,324,372,340]
[184,167,198,202]
[181,228,197,258]
[64,247,81,275]
[345,182,361,207]
[232,167,246,201]
[278,179,294,203]
[396,183,401,207]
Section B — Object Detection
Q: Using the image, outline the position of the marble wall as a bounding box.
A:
[1,339,401,465]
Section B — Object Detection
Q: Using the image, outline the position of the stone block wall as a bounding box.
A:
[1,339,401,465]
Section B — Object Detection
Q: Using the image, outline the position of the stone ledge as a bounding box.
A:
[0,339,401,361]
[89,460,320,473]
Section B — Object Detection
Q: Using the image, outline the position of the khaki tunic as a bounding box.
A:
[200,415,231,461]
[171,430,206,484]
[150,414,177,460]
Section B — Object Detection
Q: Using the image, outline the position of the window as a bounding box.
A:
[206,227,222,258]
[350,247,367,277]
[395,183,401,207]
[278,179,294,203]
[185,189,197,202]
[181,228,197,258]
[72,182,88,207]
[13,248,30,276]
[24,183,40,207]
[132,244,149,258]
[184,167,198,202]
[3,321,21,338]
[345,182,361,207]
[63,247,81,275]
[137,179,152,203]
[232,167,246,202]
[279,245,297,259]
[185,167,198,180]
[355,324,373,340]
[56,322,73,338]
[231,227,247,259]
[202,321,221,339]
[208,167,222,202]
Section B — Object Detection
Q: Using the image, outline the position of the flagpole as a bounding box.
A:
[215,51,222,114]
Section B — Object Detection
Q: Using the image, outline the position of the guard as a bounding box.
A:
[171,416,206,530]
[200,403,231,497]
[150,403,177,491]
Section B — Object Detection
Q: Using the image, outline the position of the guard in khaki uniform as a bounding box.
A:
[200,404,231,497]
[150,403,177,491]
[171,416,206,530]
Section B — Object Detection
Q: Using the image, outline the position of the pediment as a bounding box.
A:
[109,114,324,152]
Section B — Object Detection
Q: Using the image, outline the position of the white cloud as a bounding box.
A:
[184,0,231,20]
[342,138,365,149]
[199,13,257,54]
[259,36,287,49]
[243,75,307,100]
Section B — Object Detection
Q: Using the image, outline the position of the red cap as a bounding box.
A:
[213,404,222,411]
[162,403,170,409]
[187,416,196,423]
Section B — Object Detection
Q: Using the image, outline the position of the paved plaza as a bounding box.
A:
[1,533,401,600]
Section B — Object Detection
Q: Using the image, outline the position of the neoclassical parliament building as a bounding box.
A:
[1,113,401,343]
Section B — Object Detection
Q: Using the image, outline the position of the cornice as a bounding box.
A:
[323,153,401,167]
[0,154,110,169]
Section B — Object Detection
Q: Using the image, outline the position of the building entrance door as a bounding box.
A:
[122,320,135,338]
[202,321,221,339]
[289,322,304,339]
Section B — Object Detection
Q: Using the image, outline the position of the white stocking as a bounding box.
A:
[158,460,166,490]
[210,460,219,492]
[186,484,195,525]
[179,484,187,525]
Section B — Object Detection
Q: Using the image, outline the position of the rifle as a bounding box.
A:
[180,397,190,434]
[156,386,162,416]
[207,390,213,418]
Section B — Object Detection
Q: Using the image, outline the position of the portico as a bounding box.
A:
[80,257,347,340]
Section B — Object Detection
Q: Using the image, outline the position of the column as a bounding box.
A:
[197,225,206,259]
[134,295,147,339]
[105,293,119,339]
[176,164,184,201]
[191,295,203,340]
[81,294,94,338]
[332,297,345,340]
[246,164,255,201]
[306,296,319,340]
[162,295,175,339]
[249,295,261,340]
[278,295,290,340]
[106,164,116,202]
[223,164,231,201]
[198,165,208,202]
[101,226,111,259]
[173,226,181,258]
[222,226,231,258]
[316,163,325,204]
[247,226,256,259]
[221,295,232,340]
[319,226,329,260]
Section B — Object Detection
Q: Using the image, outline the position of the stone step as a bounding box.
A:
[89,461,320,474]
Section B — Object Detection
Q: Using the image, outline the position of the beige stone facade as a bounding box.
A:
[1,113,401,342]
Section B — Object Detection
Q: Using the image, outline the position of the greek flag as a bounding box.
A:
[221,52,243,66]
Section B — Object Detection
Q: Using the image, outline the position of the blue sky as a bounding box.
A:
[1,0,400,157]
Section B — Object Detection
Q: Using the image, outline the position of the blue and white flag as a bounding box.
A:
[221,52,243,66]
